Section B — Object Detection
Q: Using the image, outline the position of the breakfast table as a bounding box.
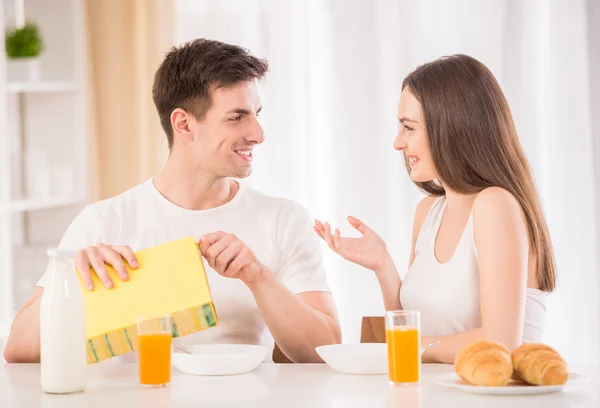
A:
[1,363,597,407]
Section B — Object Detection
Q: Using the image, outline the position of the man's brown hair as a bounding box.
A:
[152,38,268,149]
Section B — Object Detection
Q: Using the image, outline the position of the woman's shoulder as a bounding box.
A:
[472,187,528,240]
[415,195,439,218]
[412,195,440,234]
[473,187,522,216]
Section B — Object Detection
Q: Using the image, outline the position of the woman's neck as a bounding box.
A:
[442,184,478,211]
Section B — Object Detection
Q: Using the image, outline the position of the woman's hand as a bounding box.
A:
[314,216,391,273]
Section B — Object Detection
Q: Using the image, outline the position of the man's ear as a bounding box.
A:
[171,108,194,144]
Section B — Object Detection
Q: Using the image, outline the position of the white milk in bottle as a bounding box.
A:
[40,249,86,393]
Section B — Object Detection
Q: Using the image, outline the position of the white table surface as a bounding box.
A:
[1,363,597,408]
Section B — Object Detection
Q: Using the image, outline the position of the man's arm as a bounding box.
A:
[199,231,342,363]
[3,288,43,363]
[247,275,341,363]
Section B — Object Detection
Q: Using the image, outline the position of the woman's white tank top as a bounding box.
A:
[399,196,547,342]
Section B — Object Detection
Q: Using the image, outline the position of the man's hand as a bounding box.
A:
[76,244,138,290]
[198,232,266,285]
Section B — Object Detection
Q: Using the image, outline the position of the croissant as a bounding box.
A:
[454,340,513,386]
[511,343,568,386]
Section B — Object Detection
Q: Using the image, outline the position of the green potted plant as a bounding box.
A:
[5,21,44,82]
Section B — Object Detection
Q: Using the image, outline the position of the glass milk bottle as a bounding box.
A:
[40,249,86,394]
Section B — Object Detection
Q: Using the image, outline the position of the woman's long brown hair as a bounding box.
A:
[402,54,556,292]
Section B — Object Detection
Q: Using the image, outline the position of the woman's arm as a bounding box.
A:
[314,196,437,311]
[421,187,529,363]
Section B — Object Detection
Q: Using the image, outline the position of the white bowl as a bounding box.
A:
[316,343,388,375]
[171,344,270,376]
[315,343,434,375]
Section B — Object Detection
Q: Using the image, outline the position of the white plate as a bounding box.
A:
[433,372,589,395]
[171,344,270,376]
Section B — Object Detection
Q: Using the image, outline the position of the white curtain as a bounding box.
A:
[175,0,600,365]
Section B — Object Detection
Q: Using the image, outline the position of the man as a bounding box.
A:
[4,39,341,363]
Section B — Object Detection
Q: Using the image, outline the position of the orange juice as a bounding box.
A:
[386,326,420,383]
[138,332,172,386]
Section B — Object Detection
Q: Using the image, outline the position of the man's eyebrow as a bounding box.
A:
[225,106,262,115]
[226,108,251,115]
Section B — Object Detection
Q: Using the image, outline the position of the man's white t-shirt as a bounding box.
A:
[37,179,330,361]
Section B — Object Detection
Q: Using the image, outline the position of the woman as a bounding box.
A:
[314,54,555,364]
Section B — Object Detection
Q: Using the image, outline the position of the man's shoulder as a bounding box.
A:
[85,180,154,220]
[242,185,310,219]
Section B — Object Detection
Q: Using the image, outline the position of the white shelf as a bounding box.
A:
[6,81,79,93]
[9,195,84,213]
[1,0,88,339]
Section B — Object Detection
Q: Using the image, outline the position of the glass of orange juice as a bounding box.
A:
[137,314,173,388]
[385,310,420,386]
